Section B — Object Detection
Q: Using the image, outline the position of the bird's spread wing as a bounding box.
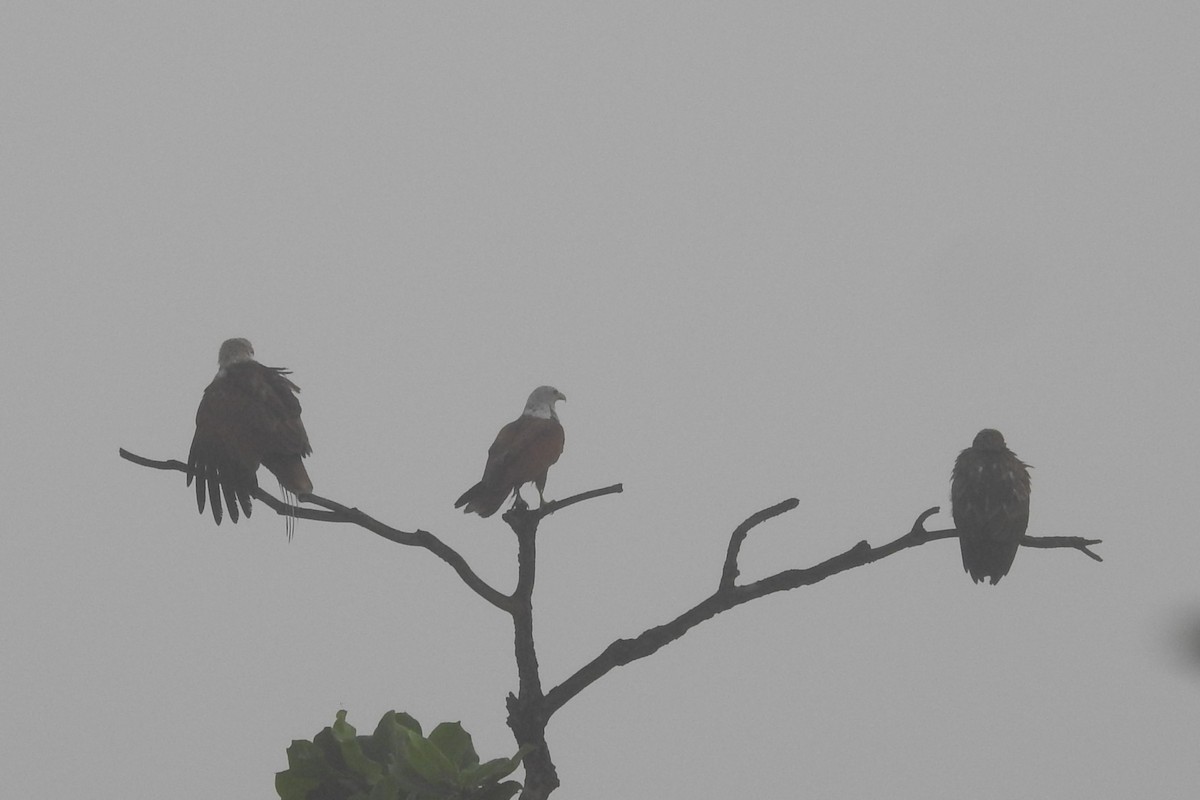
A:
[187,363,311,523]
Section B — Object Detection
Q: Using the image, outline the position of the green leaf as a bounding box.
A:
[382,710,423,736]
[359,711,420,773]
[367,772,402,800]
[428,722,480,771]
[401,728,459,786]
[277,738,338,800]
[331,711,384,784]
[331,710,358,741]
[279,710,525,800]
[274,768,320,800]
[460,746,535,787]
[281,739,331,779]
[389,770,438,798]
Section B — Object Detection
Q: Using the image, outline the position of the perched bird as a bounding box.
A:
[455,386,566,518]
[187,338,313,533]
[951,428,1032,585]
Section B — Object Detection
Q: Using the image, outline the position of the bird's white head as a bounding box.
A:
[523,385,566,420]
[218,338,255,368]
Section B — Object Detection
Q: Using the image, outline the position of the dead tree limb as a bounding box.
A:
[119,447,625,616]
[504,506,559,800]
[542,503,1103,718]
[720,497,800,590]
[531,484,624,519]
[122,447,1101,800]
[122,446,623,800]
[119,448,513,610]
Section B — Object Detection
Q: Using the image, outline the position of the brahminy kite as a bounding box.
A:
[951,428,1031,585]
[187,338,313,532]
[455,386,566,517]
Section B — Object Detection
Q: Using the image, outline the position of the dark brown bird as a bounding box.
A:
[187,338,313,533]
[456,386,566,518]
[951,429,1031,585]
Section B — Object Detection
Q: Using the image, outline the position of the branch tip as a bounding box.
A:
[912,506,940,533]
[527,482,624,521]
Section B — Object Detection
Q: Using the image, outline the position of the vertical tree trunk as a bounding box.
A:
[508,514,559,799]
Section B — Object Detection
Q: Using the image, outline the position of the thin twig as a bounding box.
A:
[528,483,624,521]
[119,448,187,472]
[720,498,800,591]
[1021,534,1104,562]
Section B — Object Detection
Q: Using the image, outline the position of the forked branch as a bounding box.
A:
[542,502,1103,717]
[124,445,1103,800]
[720,497,800,590]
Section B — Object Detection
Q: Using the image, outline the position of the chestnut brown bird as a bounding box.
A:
[951,429,1031,585]
[456,386,566,518]
[187,338,313,533]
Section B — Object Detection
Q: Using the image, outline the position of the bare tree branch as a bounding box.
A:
[1020,534,1104,562]
[529,484,624,520]
[720,497,800,590]
[119,449,188,472]
[302,493,518,611]
[119,448,511,611]
[124,445,1102,800]
[119,448,344,521]
[543,503,1103,717]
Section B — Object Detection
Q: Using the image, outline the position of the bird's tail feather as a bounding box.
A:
[960,537,1019,585]
[279,484,297,542]
[455,482,507,518]
[264,456,313,496]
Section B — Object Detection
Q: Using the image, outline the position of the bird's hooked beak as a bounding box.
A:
[556,390,567,402]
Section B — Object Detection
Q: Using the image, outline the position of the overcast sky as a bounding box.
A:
[3,3,1198,798]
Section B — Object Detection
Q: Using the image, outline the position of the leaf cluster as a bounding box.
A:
[276,710,533,800]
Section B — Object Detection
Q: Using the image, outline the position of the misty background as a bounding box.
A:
[2,3,1197,797]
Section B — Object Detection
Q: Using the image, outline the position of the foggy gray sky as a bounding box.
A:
[3,3,1198,798]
